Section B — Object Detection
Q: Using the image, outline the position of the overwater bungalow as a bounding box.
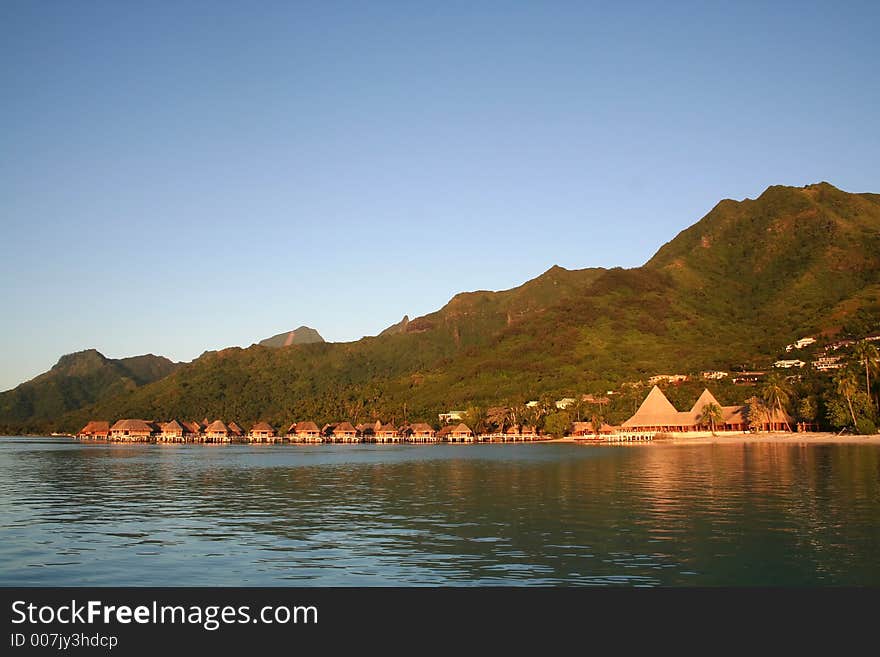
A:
[159,419,186,443]
[446,423,474,443]
[330,421,359,443]
[570,422,615,437]
[109,419,155,442]
[290,421,321,443]
[248,421,277,443]
[205,420,231,443]
[405,422,436,443]
[498,424,542,441]
[356,423,376,440]
[228,421,245,440]
[182,421,203,442]
[374,422,400,443]
[77,420,110,440]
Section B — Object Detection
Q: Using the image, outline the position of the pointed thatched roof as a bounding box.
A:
[79,420,110,434]
[250,421,275,433]
[182,421,201,434]
[110,419,155,433]
[621,386,682,428]
[691,389,722,414]
[227,421,243,435]
[206,420,228,434]
[682,389,724,425]
[409,422,435,434]
[451,423,473,435]
[294,421,319,433]
[162,419,184,433]
[333,421,356,434]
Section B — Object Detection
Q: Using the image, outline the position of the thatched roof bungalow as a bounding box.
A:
[205,420,230,442]
[78,420,110,439]
[356,423,376,438]
[330,422,357,442]
[182,421,202,436]
[447,423,474,442]
[160,419,186,441]
[109,419,155,441]
[292,421,320,438]
[248,421,276,441]
[375,422,400,442]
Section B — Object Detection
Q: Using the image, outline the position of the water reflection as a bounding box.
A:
[0,438,878,585]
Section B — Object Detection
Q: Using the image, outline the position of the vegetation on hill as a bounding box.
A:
[3,182,880,435]
[0,350,178,432]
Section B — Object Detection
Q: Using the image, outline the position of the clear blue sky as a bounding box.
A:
[1,1,878,391]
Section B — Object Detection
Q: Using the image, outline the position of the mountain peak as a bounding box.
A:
[53,349,110,374]
[259,326,325,348]
[379,315,410,336]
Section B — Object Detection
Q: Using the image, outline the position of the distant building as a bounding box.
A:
[774,359,806,369]
[828,339,855,351]
[732,371,765,384]
[438,410,464,423]
[525,401,539,407]
[813,356,844,371]
[785,337,816,352]
[701,370,728,380]
[647,374,688,385]
[555,397,577,409]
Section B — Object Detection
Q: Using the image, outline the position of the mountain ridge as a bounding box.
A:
[3,182,879,433]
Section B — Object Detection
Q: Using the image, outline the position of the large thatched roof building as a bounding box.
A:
[622,386,792,432]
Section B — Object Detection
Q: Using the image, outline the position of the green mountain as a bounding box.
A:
[258,326,325,348]
[10,182,880,434]
[0,350,179,432]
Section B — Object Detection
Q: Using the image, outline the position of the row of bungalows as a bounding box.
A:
[79,418,492,444]
[570,422,617,438]
[78,418,249,443]
[477,425,544,442]
[619,386,794,434]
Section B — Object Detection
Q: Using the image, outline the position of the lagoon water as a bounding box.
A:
[1,437,879,586]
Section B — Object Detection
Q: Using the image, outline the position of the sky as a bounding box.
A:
[1,1,878,391]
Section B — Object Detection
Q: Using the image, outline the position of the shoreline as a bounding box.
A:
[5,432,880,446]
[552,432,880,446]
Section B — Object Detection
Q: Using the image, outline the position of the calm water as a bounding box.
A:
[1,437,879,586]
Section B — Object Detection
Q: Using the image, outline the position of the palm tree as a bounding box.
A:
[699,402,724,436]
[463,406,488,435]
[834,369,860,429]
[761,373,792,431]
[590,412,604,436]
[853,340,879,405]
